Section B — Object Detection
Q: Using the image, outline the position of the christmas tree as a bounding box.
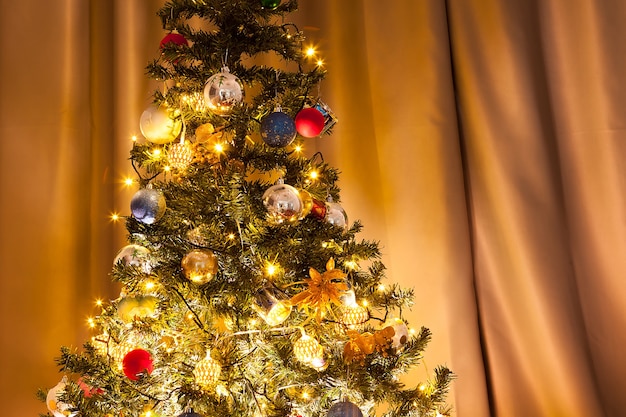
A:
[40,1,453,417]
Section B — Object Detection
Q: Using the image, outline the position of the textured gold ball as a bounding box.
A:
[194,354,222,388]
[293,334,323,365]
[168,142,194,170]
[341,304,369,326]
[181,249,218,284]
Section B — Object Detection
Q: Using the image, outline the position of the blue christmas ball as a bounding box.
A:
[261,111,297,148]
[130,188,166,224]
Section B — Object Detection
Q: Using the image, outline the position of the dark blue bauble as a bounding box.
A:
[261,111,297,148]
[178,407,203,417]
[130,188,166,224]
[327,402,363,417]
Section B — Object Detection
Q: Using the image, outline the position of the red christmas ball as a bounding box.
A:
[122,349,154,381]
[309,198,327,219]
[160,31,188,49]
[295,107,325,138]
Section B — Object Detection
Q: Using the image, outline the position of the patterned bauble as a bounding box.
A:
[293,334,324,365]
[261,109,296,148]
[131,188,166,224]
[178,407,203,417]
[261,0,281,9]
[168,141,194,170]
[203,67,244,116]
[383,318,409,349]
[295,107,325,138]
[139,104,182,144]
[341,304,369,326]
[193,352,222,388]
[262,183,303,224]
[325,201,348,229]
[113,244,152,273]
[181,249,218,284]
[327,402,363,417]
[122,349,153,380]
[46,377,77,417]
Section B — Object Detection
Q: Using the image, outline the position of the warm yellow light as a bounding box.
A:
[361,299,369,307]
[309,170,318,180]
[294,144,303,153]
[144,281,156,291]
[301,391,310,400]
[87,317,95,328]
[316,59,324,67]
[131,135,138,142]
[344,260,358,270]
[124,177,134,187]
[187,312,194,320]
[419,384,426,391]
[95,299,103,307]
[378,284,386,292]
[306,46,316,57]
[409,327,416,335]
[164,165,171,172]
[266,262,278,276]
[228,233,236,240]
[152,148,162,158]
[110,213,120,222]
[249,318,258,327]
[214,143,224,153]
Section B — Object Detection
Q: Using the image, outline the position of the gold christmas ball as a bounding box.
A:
[193,352,222,388]
[181,249,218,284]
[293,334,324,366]
[167,141,194,170]
[117,295,159,322]
[299,189,314,219]
[139,104,182,144]
[341,304,369,326]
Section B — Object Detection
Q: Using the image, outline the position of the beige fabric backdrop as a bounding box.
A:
[1,1,624,417]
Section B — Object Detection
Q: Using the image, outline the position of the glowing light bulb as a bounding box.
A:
[266,263,277,276]
[152,149,162,158]
[306,46,316,57]
[316,59,324,67]
[378,284,385,292]
[164,165,171,172]
[144,281,156,291]
[214,143,224,153]
[228,233,235,240]
[131,135,138,142]
[309,170,318,180]
[294,144,303,152]
[95,299,103,307]
[110,213,120,222]
[87,317,95,328]
[301,391,310,400]
[361,299,369,307]
[124,177,134,186]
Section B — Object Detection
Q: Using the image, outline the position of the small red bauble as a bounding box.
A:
[160,31,188,49]
[309,198,327,219]
[294,107,325,138]
[122,349,154,381]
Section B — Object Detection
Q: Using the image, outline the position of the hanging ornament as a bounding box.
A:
[341,304,369,327]
[117,295,159,322]
[325,199,348,230]
[298,189,314,219]
[122,349,154,381]
[261,0,281,9]
[313,100,338,135]
[203,66,244,116]
[46,377,77,417]
[131,188,167,224]
[168,140,194,170]
[139,104,182,144]
[193,351,222,388]
[262,181,303,224]
[309,197,327,220]
[181,249,218,284]
[295,107,325,138]
[160,30,188,49]
[343,327,395,364]
[290,258,349,321]
[178,406,203,417]
[260,108,297,148]
[383,318,409,349]
[327,402,363,417]
[254,285,292,326]
[113,244,152,274]
[293,334,324,368]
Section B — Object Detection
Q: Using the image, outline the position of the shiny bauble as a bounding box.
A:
[254,286,292,326]
[139,105,182,144]
[295,107,325,138]
[117,295,159,322]
[160,31,188,49]
[262,183,303,224]
[325,201,348,229]
[293,334,324,366]
[261,0,281,9]
[47,378,77,417]
[384,318,409,349]
[327,402,363,417]
[203,67,244,116]
[122,349,154,380]
[260,110,297,148]
[181,249,218,284]
[113,244,151,273]
[168,141,194,170]
[309,197,327,219]
[131,188,166,224]
[298,189,314,219]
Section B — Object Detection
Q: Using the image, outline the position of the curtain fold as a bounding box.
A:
[1,1,625,416]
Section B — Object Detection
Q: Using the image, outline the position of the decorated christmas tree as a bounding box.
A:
[40,1,453,417]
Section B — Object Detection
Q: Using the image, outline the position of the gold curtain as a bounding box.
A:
[2,1,625,416]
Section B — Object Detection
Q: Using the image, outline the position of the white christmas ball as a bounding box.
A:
[46,379,77,417]
[139,104,182,144]
[384,317,409,349]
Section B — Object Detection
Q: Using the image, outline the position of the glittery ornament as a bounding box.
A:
[254,286,292,326]
[203,67,244,116]
[261,109,297,148]
[325,200,348,229]
[113,244,152,273]
[295,107,325,138]
[261,0,281,9]
[181,249,218,284]
[168,141,194,170]
[46,377,77,417]
[122,349,153,381]
[139,104,182,144]
[193,352,222,388]
[262,182,303,224]
[327,402,363,417]
[293,334,324,366]
[131,188,166,224]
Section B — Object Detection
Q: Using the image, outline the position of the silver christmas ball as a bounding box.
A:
[203,67,244,116]
[113,244,152,273]
[325,201,348,229]
[131,188,166,224]
[262,183,303,224]
[327,402,363,417]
